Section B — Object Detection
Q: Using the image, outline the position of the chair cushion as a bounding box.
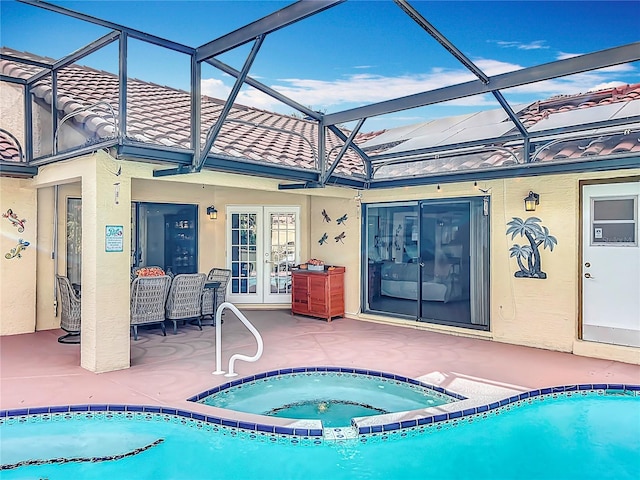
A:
[136,267,165,277]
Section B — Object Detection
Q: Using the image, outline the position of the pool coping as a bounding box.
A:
[2,382,639,439]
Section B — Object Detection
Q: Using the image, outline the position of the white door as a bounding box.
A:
[264,206,300,304]
[226,206,299,305]
[582,181,640,347]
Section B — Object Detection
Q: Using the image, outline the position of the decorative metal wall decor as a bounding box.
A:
[2,208,26,233]
[506,217,558,279]
[5,239,30,259]
[317,210,348,246]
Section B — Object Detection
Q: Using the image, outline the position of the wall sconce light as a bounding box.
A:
[207,205,218,220]
[524,191,540,212]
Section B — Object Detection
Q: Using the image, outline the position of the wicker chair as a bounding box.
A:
[201,268,231,326]
[130,275,172,340]
[55,275,81,344]
[165,273,206,334]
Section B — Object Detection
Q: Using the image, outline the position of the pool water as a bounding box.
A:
[2,392,639,479]
[197,371,456,426]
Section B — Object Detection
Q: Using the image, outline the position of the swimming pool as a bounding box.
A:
[191,369,463,427]
[2,385,638,479]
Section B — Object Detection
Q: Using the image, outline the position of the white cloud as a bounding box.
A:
[200,57,636,116]
[556,51,581,60]
[201,78,230,99]
[495,40,549,50]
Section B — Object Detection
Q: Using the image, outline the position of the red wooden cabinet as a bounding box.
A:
[291,266,345,322]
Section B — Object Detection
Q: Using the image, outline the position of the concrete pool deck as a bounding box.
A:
[2,310,639,428]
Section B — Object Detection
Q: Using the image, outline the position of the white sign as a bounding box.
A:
[105,225,124,252]
[594,227,603,239]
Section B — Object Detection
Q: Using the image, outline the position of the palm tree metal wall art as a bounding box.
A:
[506,217,557,279]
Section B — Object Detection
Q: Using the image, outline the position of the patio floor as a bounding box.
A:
[1,310,639,425]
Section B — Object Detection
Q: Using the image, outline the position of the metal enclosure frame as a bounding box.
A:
[1,0,638,188]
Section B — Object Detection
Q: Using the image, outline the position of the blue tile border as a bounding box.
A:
[0,404,324,439]
[2,383,638,440]
[355,383,640,435]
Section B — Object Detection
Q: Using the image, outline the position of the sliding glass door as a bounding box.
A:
[364,197,489,329]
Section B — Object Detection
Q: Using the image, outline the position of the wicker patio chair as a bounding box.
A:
[130,274,172,340]
[201,268,231,326]
[165,273,206,334]
[55,274,81,344]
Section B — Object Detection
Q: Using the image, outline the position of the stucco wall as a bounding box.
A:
[1,149,638,365]
[357,169,640,364]
[0,177,36,335]
[130,177,314,278]
[308,195,361,316]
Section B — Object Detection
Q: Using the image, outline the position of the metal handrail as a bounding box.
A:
[212,302,264,378]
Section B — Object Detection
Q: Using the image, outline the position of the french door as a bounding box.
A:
[226,206,300,304]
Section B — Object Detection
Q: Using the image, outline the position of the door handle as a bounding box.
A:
[584,272,594,279]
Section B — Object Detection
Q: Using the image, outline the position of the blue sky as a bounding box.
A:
[1,0,638,129]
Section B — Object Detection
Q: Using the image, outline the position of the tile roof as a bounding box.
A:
[0,48,366,177]
[361,84,640,179]
[1,48,638,181]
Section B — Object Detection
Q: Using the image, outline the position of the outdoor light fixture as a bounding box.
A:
[524,191,540,212]
[207,205,218,220]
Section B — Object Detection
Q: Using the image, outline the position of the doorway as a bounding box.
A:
[131,202,198,276]
[364,197,489,328]
[581,180,640,347]
[226,206,300,304]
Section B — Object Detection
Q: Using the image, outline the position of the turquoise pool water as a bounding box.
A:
[2,392,639,479]
[196,371,456,427]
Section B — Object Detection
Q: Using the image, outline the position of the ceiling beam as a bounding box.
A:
[369,154,640,189]
[394,0,489,84]
[324,42,640,126]
[0,53,52,69]
[195,0,344,61]
[205,57,321,121]
[28,30,120,84]
[194,35,265,172]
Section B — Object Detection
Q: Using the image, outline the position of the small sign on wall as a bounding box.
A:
[105,225,124,252]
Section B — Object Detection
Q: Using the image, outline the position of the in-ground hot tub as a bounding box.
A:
[189,367,464,427]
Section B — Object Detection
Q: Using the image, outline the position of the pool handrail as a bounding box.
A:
[212,302,264,377]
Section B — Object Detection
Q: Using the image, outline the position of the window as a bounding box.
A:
[591,196,637,246]
[66,198,82,286]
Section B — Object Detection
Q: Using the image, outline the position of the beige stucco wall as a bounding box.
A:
[0,177,36,335]
[1,146,638,367]
[356,169,640,365]
[308,194,362,316]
